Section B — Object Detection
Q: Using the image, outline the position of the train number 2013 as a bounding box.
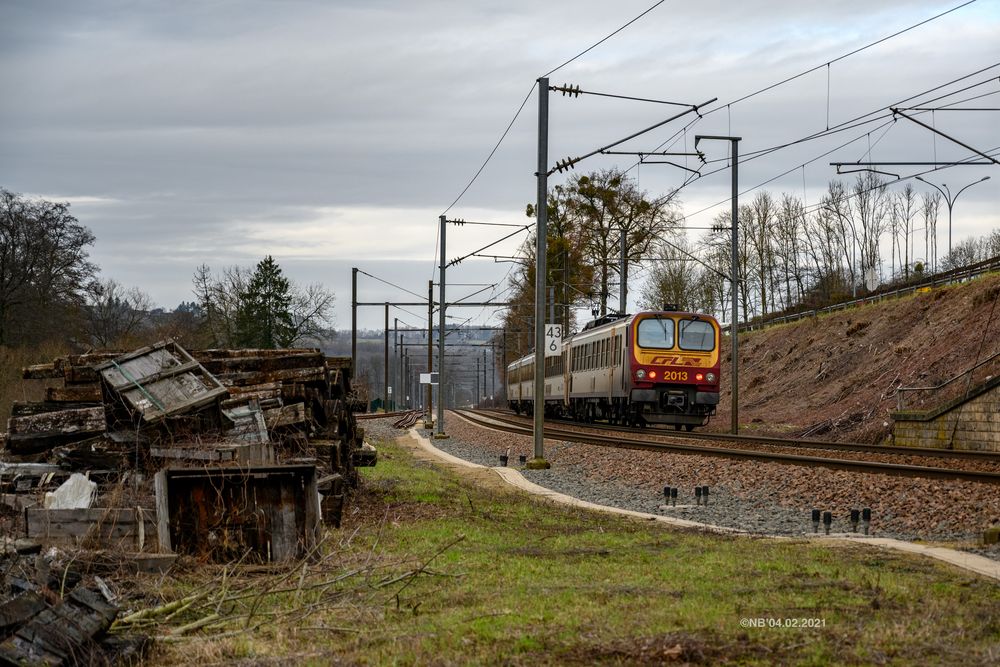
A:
[661,371,688,381]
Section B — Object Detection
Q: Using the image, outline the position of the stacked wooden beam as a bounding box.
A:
[3,342,370,566]
[12,353,115,455]
[191,348,364,483]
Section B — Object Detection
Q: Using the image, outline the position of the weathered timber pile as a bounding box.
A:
[192,348,367,477]
[0,540,150,665]
[0,340,373,662]
[6,341,368,481]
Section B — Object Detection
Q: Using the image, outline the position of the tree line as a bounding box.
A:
[500,169,999,362]
[0,188,335,353]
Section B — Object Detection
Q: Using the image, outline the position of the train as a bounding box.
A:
[506,309,721,430]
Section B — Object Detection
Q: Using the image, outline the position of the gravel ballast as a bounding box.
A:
[361,413,1000,560]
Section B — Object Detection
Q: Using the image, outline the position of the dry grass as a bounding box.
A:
[116,437,1000,666]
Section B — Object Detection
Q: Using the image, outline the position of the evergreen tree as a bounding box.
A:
[235,256,295,348]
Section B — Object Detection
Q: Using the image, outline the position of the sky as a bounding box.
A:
[1,0,998,331]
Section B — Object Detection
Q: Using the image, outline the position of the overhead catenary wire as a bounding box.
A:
[541,0,667,78]
[694,70,1000,168]
[721,0,980,112]
[674,71,1000,225]
[447,225,532,267]
[438,0,987,329]
[439,0,670,221]
[632,4,989,177]
[356,268,428,302]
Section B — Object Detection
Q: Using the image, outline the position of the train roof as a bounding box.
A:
[581,312,630,331]
[579,309,717,333]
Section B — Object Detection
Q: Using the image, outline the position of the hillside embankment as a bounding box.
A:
[708,272,1000,443]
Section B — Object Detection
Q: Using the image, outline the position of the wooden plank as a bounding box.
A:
[195,348,321,360]
[216,366,327,386]
[25,508,157,548]
[325,356,353,371]
[21,363,62,380]
[274,477,298,562]
[304,469,320,549]
[103,359,201,392]
[150,442,275,464]
[10,400,102,417]
[198,352,325,375]
[265,402,308,429]
[74,551,177,575]
[8,407,106,436]
[0,588,117,666]
[226,382,282,398]
[65,352,121,366]
[45,385,102,402]
[0,462,65,477]
[149,446,235,462]
[6,431,96,455]
[154,470,171,553]
[0,592,47,633]
[62,352,122,384]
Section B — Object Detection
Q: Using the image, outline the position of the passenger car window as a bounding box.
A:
[678,319,715,351]
[636,318,675,349]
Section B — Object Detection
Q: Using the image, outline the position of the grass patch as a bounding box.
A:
[142,437,1000,665]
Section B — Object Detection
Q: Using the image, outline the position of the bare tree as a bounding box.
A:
[742,192,778,316]
[0,189,98,345]
[801,204,848,305]
[697,211,746,324]
[774,193,806,311]
[822,180,858,296]
[193,261,334,348]
[82,279,152,348]
[193,264,250,347]
[921,192,941,272]
[565,169,680,315]
[890,183,918,279]
[290,282,337,343]
[851,172,890,288]
[639,235,701,312]
[525,183,596,334]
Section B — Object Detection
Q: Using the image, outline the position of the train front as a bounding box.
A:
[627,312,721,429]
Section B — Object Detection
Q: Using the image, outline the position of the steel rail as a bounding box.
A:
[456,410,1000,485]
[357,410,413,421]
[478,409,1000,461]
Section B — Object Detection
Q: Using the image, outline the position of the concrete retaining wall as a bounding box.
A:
[892,381,1000,452]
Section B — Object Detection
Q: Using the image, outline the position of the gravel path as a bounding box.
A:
[361,413,1000,561]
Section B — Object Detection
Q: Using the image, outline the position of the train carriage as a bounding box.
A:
[507,309,721,429]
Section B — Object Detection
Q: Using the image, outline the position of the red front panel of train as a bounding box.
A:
[628,313,720,391]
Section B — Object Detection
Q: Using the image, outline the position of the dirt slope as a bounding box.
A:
[706,272,1000,443]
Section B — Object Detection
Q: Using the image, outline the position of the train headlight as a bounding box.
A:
[649,370,657,379]
[695,373,704,381]
[706,372,717,383]
[636,369,646,380]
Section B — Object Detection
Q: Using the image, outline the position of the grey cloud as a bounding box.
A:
[1,0,996,326]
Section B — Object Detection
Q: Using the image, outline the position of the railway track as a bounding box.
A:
[479,409,1000,461]
[357,410,414,421]
[455,409,1000,485]
[392,411,422,429]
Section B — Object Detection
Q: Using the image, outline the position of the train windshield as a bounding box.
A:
[636,317,675,349]
[678,319,715,351]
